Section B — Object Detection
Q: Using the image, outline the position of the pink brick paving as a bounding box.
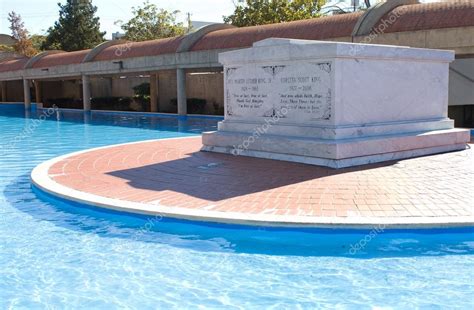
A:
[47,137,473,221]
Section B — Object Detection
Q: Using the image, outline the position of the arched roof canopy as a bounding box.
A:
[0,1,473,77]
[92,36,184,62]
[191,12,363,51]
[374,1,474,34]
[0,57,29,73]
[31,50,91,69]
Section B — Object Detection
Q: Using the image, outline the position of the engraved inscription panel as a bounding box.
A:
[225,61,333,123]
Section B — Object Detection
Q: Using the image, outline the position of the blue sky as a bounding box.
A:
[0,0,439,39]
[0,0,237,39]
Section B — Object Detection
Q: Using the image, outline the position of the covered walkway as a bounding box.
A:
[0,1,473,124]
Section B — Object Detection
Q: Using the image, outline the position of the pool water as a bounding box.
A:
[1,104,473,309]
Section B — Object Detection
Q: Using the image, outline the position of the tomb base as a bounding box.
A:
[202,128,469,168]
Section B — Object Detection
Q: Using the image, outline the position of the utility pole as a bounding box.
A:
[350,0,360,12]
[186,12,192,33]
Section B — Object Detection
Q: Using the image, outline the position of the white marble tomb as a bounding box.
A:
[201,38,470,168]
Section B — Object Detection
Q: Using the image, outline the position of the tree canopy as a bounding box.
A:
[223,0,326,27]
[42,0,105,52]
[30,35,47,52]
[8,11,37,57]
[116,1,186,42]
[0,45,15,53]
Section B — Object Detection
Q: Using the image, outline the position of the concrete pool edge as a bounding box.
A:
[30,137,474,229]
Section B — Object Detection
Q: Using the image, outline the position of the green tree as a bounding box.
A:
[30,35,47,52]
[223,0,326,27]
[116,1,186,42]
[8,11,37,57]
[0,45,15,53]
[42,0,105,51]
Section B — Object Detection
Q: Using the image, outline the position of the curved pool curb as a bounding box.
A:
[31,137,474,229]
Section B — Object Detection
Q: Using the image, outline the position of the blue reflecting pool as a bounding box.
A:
[1,104,473,308]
